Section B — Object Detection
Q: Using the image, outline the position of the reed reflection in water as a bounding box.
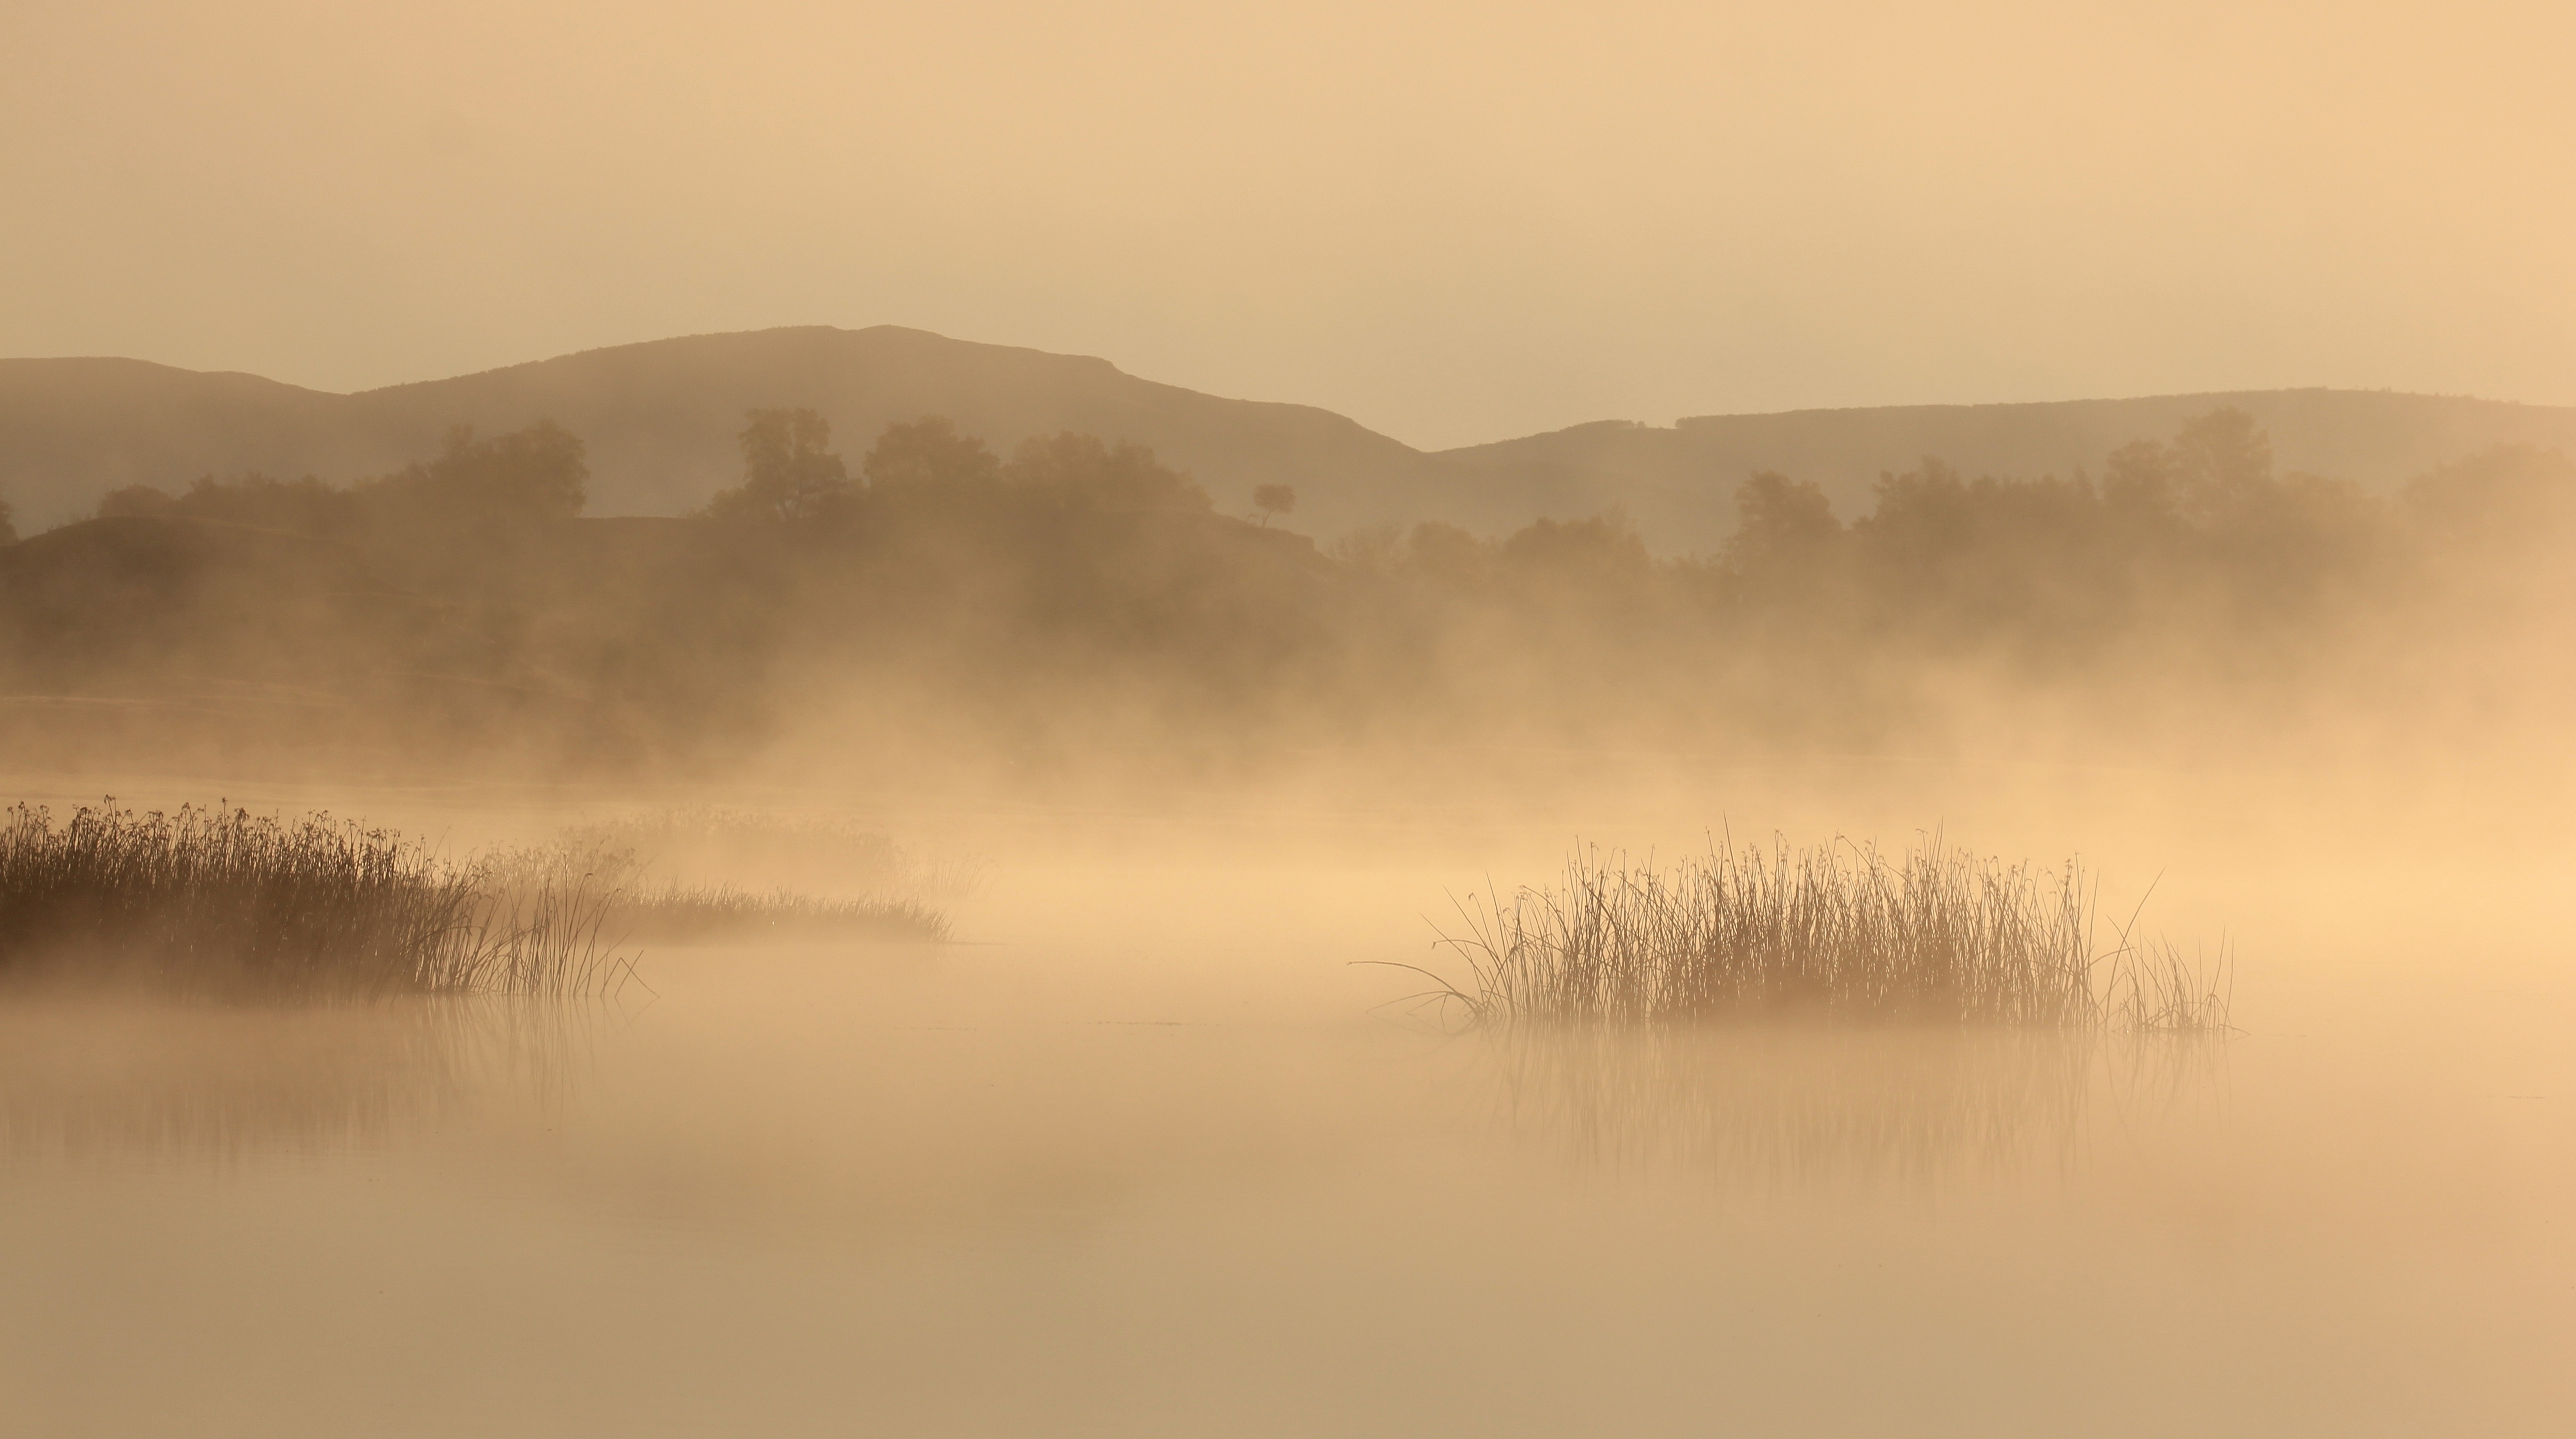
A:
[0,995,604,1161]
[1473,1022,2227,1192]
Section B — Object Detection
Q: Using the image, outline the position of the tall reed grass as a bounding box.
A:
[0,804,629,997]
[1412,839,2228,1032]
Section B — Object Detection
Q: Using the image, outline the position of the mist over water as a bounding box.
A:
[2,768,2569,1436]
[7,4,2575,1430]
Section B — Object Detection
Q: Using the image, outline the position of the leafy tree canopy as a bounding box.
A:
[701,409,849,522]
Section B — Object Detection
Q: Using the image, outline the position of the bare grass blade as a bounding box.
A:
[0,802,631,998]
[1407,837,2231,1033]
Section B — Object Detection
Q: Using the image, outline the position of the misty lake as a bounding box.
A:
[3,786,2569,1437]
[14,2,2575,1431]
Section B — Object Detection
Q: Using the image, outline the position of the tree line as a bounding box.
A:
[3,401,2569,768]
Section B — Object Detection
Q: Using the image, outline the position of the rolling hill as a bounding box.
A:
[0,327,1427,537]
[7,325,2574,554]
[1449,391,2576,552]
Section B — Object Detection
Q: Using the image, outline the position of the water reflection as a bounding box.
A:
[0,996,603,1161]
[1474,1023,2227,1191]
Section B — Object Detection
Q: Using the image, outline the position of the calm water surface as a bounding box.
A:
[3,821,2569,1436]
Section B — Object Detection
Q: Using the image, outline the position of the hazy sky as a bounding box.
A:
[5,1,2570,449]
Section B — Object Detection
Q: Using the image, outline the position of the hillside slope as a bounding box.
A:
[0,359,372,524]
[0,327,1433,536]
[1438,390,2576,552]
[338,326,1430,524]
[8,329,2574,554]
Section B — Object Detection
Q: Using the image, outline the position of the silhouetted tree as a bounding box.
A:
[373,423,589,525]
[148,473,358,534]
[2170,407,2272,523]
[1723,471,1840,573]
[0,494,14,546]
[2400,443,2576,546]
[1501,511,1650,589]
[58,425,583,544]
[2394,444,2576,614]
[96,484,176,520]
[2098,407,2272,527]
[862,416,1000,491]
[1251,483,1297,525]
[1400,521,1493,590]
[1002,433,1210,511]
[702,409,848,522]
[1324,523,1404,574]
[2100,438,2181,521]
[23,396,2572,775]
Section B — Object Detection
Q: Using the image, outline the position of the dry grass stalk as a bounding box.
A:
[1409,838,2229,1032]
[0,803,632,997]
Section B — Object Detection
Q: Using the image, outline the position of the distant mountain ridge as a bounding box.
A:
[0,327,1427,535]
[1450,390,2576,551]
[6,326,2573,553]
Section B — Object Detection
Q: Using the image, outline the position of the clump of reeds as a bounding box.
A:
[1409,838,2228,1033]
[611,880,950,944]
[0,802,629,997]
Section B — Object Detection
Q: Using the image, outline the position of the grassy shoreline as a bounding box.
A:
[0,802,953,996]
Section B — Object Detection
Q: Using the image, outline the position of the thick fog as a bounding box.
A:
[5,5,2573,1435]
